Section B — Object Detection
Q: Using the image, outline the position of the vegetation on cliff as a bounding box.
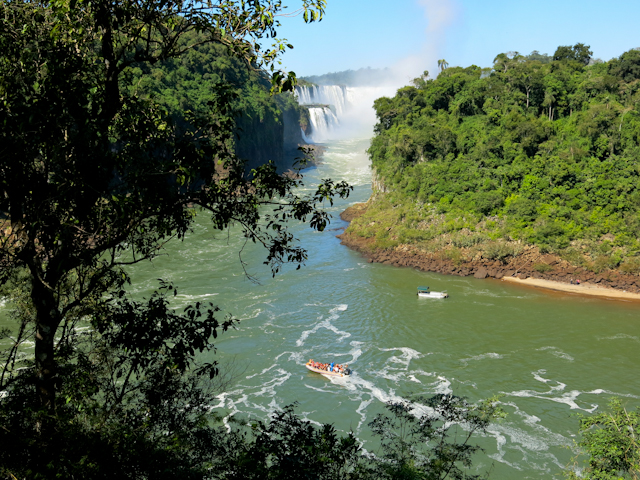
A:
[302,67,396,86]
[125,31,309,172]
[350,45,640,276]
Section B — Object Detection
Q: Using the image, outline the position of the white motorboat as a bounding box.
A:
[305,361,351,377]
[417,286,449,299]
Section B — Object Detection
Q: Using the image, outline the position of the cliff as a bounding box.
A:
[342,46,640,290]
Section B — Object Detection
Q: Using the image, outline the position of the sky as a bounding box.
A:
[275,0,640,82]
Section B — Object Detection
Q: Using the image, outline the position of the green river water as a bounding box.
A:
[126,136,640,478]
[3,135,639,478]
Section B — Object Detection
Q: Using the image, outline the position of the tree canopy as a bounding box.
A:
[360,44,640,272]
[0,0,350,422]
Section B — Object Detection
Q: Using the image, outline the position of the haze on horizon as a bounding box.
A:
[278,0,640,83]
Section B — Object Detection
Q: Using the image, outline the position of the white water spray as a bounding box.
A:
[295,84,397,142]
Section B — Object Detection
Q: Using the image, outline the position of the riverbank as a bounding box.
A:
[339,204,640,301]
[501,277,640,301]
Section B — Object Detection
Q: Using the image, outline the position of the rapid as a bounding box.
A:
[3,85,638,479]
[123,85,640,477]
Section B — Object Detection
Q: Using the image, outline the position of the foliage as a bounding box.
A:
[302,67,396,87]
[210,404,366,480]
[0,278,237,479]
[363,44,640,268]
[0,0,346,416]
[124,33,309,171]
[368,394,505,480]
[533,262,553,273]
[566,398,640,480]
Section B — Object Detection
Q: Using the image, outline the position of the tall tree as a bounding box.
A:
[438,59,449,72]
[566,398,640,480]
[0,0,351,416]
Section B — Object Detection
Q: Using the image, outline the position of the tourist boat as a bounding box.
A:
[417,286,449,299]
[305,361,351,377]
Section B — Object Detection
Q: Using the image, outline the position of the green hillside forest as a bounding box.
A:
[125,32,310,172]
[348,45,640,275]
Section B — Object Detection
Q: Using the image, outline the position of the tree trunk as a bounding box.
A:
[30,272,62,412]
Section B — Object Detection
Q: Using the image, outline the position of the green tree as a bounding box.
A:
[553,43,593,65]
[0,0,349,416]
[368,394,505,480]
[211,404,367,480]
[566,398,640,480]
[360,43,640,267]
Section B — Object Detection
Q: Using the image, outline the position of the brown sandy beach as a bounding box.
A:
[501,277,640,301]
[338,204,640,303]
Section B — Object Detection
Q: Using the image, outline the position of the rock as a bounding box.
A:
[505,270,515,277]
[517,273,529,279]
[474,267,488,279]
[495,271,504,279]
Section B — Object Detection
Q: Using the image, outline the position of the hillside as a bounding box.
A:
[341,45,640,289]
[302,67,396,87]
[125,33,311,173]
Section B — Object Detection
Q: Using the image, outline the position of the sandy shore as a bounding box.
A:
[339,204,640,303]
[502,277,640,301]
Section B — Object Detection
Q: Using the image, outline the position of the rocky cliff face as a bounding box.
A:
[371,168,388,195]
[236,103,309,174]
[338,204,640,294]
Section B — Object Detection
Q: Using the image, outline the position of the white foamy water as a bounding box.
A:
[92,127,639,480]
[296,84,397,142]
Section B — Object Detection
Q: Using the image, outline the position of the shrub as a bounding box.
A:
[442,248,464,266]
[450,233,487,248]
[534,263,553,273]
[475,191,505,215]
[483,242,521,263]
[592,254,622,273]
[619,257,640,275]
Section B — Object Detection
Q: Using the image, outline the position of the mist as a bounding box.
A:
[295,0,459,142]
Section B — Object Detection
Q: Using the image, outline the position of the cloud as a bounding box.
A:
[391,0,460,85]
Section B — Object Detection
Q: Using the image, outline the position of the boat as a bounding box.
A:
[417,286,449,299]
[305,360,351,377]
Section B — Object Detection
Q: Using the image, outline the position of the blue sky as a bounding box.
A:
[276,0,640,79]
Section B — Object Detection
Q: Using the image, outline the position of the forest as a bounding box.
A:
[1,0,639,475]
[125,31,311,172]
[352,45,640,274]
[302,67,396,86]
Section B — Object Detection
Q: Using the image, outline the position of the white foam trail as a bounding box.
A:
[483,400,574,472]
[460,352,504,365]
[537,346,574,362]
[505,370,598,412]
[598,333,640,343]
[245,363,279,379]
[296,305,350,346]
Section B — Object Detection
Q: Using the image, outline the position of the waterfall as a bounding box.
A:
[295,85,351,142]
[306,106,340,143]
[295,84,398,142]
[295,85,351,116]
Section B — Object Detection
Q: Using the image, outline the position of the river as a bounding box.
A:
[1,111,638,478]
[122,133,640,479]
